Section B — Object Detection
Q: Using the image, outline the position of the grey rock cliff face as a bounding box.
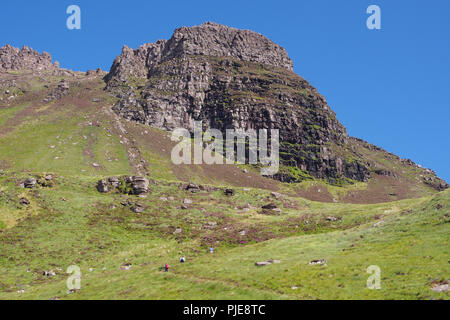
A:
[104,22,448,188]
[104,23,368,183]
[0,45,60,72]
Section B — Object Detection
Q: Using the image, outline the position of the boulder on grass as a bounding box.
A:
[24,178,37,189]
[130,176,149,195]
[224,188,235,196]
[97,180,109,193]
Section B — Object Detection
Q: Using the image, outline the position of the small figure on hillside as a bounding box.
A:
[209,247,214,254]
[164,263,170,272]
[180,256,186,263]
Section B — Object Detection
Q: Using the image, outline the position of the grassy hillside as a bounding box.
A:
[0,171,448,300]
[0,71,448,300]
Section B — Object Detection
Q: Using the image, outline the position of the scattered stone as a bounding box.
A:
[373,221,384,227]
[267,259,281,264]
[43,270,56,277]
[97,180,109,193]
[66,288,80,294]
[326,216,339,222]
[92,163,100,168]
[120,263,132,270]
[270,192,283,199]
[173,228,183,235]
[183,198,193,205]
[204,221,217,229]
[23,178,37,189]
[374,169,398,179]
[19,197,30,206]
[309,259,327,266]
[187,183,200,192]
[131,203,144,213]
[431,280,449,293]
[96,176,150,195]
[255,259,281,267]
[179,182,200,193]
[224,188,235,196]
[129,176,150,195]
[259,203,281,215]
[108,177,120,187]
[262,203,277,210]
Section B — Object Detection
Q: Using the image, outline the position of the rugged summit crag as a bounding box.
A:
[105,22,293,83]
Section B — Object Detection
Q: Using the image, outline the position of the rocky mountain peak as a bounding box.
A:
[168,22,293,70]
[105,22,293,82]
[0,44,60,72]
[103,23,448,189]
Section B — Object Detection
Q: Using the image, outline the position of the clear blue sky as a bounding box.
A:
[1,0,449,182]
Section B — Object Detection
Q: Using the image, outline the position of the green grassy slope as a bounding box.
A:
[0,72,448,300]
[0,173,447,299]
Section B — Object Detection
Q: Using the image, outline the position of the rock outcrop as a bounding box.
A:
[0,45,60,73]
[104,22,370,184]
[97,176,150,195]
[103,22,448,189]
[105,22,292,83]
[41,79,70,103]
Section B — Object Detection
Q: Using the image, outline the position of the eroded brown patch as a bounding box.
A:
[294,185,334,203]
[342,174,420,204]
